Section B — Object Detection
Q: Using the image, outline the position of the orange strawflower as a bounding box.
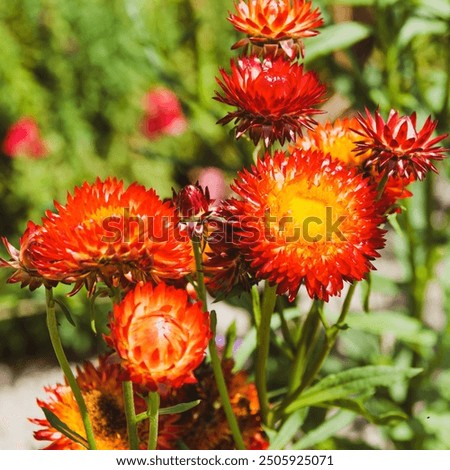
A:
[29,178,192,295]
[228,0,323,59]
[295,118,414,213]
[30,356,181,449]
[215,55,326,147]
[170,360,268,450]
[354,108,448,181]
[0,221,58,291]
[230,150,386,301]
[106,282,210,391]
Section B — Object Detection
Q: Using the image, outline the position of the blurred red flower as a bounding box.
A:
[2,117,47,158]
[141,88,187,138]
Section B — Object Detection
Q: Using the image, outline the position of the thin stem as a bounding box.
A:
[147,392,160,450]
[191,237,245,450]
[276,284,357,419]
[255,281,278,427]
[286,301,322,396]
[122,380,139,450]
[45,288,97,450]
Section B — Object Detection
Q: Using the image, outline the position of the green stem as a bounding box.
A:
[191,237,245,450]
[255,281,278,427]
[45,288,97,450]
[286,301,322,395]
[122,380,139,450]
[277,284,357,419]
[147,392,160,450]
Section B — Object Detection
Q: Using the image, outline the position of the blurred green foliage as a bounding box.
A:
[0,0,449,450]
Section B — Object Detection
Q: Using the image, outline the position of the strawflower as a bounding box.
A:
[106,282,210,391]
[31,356,181,449]
[29,178,192,295]
[215,55,326,147]
[0,221,57,291]
[354,108,448,181]
[169,360,268,450]
[295,118,414,212]
[230,150,386,301]
[228,0,323,59]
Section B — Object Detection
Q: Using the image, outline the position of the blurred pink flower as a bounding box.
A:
[2,117,47,159]
[141,87,187,139]
[197,166,226,203]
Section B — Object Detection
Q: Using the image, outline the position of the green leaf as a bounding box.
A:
[223,321,237,360]
[322,397,408,425]
[269,409,307,450]
[234,308,300,372]
[362,274,372,313]
[160,399,201,416]
[292,410,356,450]
[398,17,447,48]
[346,311,437,350]
[285,366,422,413]
[42,408,88,449]
[136,399,201,422]
[54,298,76,327]
[304,22,372,62]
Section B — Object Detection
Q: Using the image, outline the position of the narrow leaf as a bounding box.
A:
[136,399,201,422]
[269,409,306,450]
[54,298,76,327]
[223,321,237,359]
[292,410,356,450]
[285,366,422,413]
[42,408,88,448]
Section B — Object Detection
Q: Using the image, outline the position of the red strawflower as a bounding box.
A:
[229,0,323,59]
[141,88,187,139]
[354,108,448,181]
[0,221,57,291]
[215,55,326,147]
[30,356,182,449]
[173,183,213,238]
[203,200,255,296]
[231,150,386,301]
[30,177,192,295]
[106,282,210,391]
[2,117,47,158]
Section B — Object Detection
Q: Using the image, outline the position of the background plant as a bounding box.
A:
[0,0,449,450]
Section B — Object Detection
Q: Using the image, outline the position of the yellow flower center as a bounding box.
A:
[269,179,346,244]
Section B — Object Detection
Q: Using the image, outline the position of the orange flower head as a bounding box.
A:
[231,150,387,301]
[229,0,323,59]
[295,118,368,166]
[0,221,57,291]
[169,360,268,450]
[30,178,192,295]
[30,356,181,449]
[295,118,415,214]
[107,282,210,391]
[354,108,448,180]
[215,55,326,147]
